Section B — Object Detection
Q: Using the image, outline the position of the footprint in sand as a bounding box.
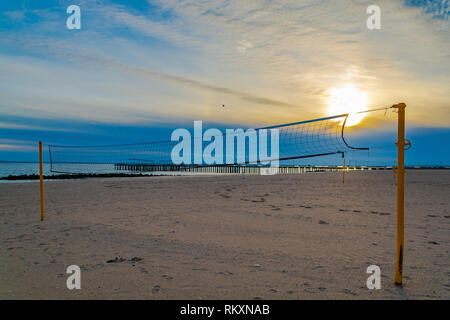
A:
[107,256,143,263]
[107,257,126,263]
[192,267,208,271]
[129,257,143,262]
[304,287,316,293]
[343,288,357,296]
[249,264,262,270]
[152,285,161,294]
[139,267,148,274]
[104,184,122,189]
[216,271,233,276]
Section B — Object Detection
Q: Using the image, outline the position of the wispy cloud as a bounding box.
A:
[0,143,35,151]
[0,121,82,132]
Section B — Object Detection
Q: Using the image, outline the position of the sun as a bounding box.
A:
[327,86,369,126]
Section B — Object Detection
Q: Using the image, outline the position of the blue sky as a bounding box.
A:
[0,0,449,165]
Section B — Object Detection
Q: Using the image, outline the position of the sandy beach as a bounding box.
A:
[0,170,448,299]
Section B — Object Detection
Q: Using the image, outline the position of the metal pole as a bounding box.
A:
[393,103,408,285]
[39,141,44,221]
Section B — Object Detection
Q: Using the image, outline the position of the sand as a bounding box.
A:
[0,170,448,299]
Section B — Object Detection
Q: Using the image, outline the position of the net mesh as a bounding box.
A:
[48,114,367,174]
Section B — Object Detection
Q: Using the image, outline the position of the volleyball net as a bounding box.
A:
[48,113,368,174]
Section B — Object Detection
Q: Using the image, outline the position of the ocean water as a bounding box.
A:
[0,162,239,181]
[0,162,119,178]
[0,162,51,178]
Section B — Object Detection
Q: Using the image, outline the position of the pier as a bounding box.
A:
[113,164,372,174]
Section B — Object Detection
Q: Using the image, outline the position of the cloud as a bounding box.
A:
[0,144,35,151]
[0,121,82,132]
[0,0,448,128]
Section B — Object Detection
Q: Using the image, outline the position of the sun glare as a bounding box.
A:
[327,86,369,126]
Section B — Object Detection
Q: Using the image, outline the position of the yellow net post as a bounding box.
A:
[393,103,410,285]
[39,141,45,221]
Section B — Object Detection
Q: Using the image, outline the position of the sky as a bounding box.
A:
[0,0,449,165]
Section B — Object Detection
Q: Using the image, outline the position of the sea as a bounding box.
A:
[0,162,223,182]
[0,162,118,179]
[0,162,51,178]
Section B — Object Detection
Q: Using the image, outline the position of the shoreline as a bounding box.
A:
[1,167,449,181]
[0,173,153,181]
